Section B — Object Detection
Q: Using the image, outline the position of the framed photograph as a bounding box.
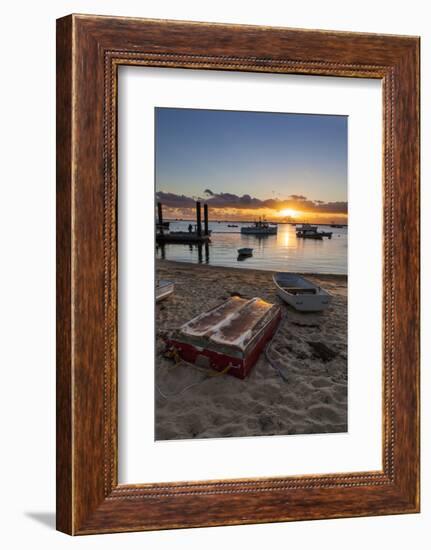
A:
[56,14,420,534]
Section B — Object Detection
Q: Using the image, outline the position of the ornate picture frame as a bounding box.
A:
[56,14,420,534]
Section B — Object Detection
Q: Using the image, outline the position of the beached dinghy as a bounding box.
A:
[273,273,331,312]
[168,296,281,379]
[156,280,174,302]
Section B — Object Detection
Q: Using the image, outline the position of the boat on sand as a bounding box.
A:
[156,280,175,302]
[168,296,281,379]
[273,273,331,312]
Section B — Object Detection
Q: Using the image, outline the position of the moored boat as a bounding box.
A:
[156,280,175,302]
[241,219,277,235]
[297,231,323,239]
[296,225,332,239]
[273,272,331,312]
[296,223,317,232]
[237,247,253,256]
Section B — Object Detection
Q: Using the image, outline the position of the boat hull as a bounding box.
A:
[156,281,174,302]
[275,288,330,311]
[240,227,277,235]
[238,248,253,256]
[273,273,331,312]
[168,297,281,379]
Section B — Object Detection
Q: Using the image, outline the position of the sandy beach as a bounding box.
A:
[155,260,347,441]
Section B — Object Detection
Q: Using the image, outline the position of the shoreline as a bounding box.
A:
[156,259,348,281]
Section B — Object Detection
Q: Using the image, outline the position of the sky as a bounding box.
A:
[155,107,348,223]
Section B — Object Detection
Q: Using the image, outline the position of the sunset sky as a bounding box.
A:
[155,107,348,223]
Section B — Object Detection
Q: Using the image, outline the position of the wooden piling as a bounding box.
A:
[196,201,202,237]
[203,204,209,236]
[157,202,164,234]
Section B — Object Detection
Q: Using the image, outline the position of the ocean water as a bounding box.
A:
[156,221,347,275]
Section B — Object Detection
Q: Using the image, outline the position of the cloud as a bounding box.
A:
[156,190,347,214]
[289,194,307,201]
[155,191,196,208]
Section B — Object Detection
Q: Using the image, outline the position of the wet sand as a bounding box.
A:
[155,260,347,441]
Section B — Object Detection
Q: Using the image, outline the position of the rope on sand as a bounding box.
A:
[264,312,290,382]
[156,379,207,400]
[156,351,232,400]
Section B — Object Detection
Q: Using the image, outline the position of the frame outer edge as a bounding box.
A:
[56,14,74,535]
[56,14,421,534]
[393,38,420,510]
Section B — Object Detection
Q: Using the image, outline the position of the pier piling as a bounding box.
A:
[157,202,164,235]
[196,201,202,237]
[204,203,209,236]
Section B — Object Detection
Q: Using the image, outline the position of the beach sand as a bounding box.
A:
[155,260,347,441]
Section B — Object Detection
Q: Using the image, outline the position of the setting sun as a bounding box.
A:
[278,208,299,218]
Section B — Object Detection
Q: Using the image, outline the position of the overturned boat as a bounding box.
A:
[168,296,281,379]
[273,272,331,312]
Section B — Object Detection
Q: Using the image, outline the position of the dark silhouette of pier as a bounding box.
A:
[156,201,211,244]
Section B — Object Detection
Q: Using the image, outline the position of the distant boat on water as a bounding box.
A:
[273,273,331,312]
[241,219,277,235]
[237,247,253,256]
[298,232,323,240]
[296,223,318,232]
[296,224,332,239]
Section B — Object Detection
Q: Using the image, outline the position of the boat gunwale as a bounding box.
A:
[273,273,331,299]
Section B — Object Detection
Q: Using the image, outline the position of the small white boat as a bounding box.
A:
[156,280,174,302]
[273,273,331,312]
[238,247,253,256]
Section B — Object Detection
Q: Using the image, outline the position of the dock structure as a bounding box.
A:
[156,201,211,244]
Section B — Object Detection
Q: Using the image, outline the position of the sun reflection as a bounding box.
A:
[281,229,290,248]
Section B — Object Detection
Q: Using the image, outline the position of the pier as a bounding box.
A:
[156,201,211,244]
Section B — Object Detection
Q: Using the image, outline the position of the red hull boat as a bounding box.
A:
[168,296,281,379]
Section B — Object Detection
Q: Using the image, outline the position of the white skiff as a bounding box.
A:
[273,272,331,312]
